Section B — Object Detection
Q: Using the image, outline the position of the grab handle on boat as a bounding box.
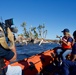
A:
[29,62,35,70]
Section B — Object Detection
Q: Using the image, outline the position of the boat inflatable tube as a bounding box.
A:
[11,50,55,75]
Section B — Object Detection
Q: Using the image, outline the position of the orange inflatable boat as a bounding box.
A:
[10,49,55,75]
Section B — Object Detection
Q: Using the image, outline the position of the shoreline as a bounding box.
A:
[15,37,59,44]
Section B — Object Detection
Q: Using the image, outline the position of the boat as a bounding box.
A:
[10,48,70,75]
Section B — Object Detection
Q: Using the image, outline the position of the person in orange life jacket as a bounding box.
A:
[56,28,73,60]
[62,30,76,75]
[0,27,16,75]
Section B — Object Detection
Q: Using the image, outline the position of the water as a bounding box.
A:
[16,43,59,61]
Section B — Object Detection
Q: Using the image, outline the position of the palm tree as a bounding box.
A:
[37,25,43,38]
[21,22,29,38]
[42,24,45,38]
[24,31,29,38]
[34,32,38,38]
[31,27,36,31]
[31,27,38,38]
[44,30,47,39]
[21,22,26,28]
[29,25,33,38]
[29,30,33,38]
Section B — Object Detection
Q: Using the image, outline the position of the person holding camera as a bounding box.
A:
[0,26,22,75]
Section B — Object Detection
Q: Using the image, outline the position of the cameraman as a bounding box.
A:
[0,26,22,75]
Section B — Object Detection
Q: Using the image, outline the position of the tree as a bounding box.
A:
[37,24,47,39]
[21,22,26,27]
[31,27,38,38]
[21,22,26,33]
[44,30,47,39]
[29,26,33,38]
[29,30,33,38]
[42,24,45,38]
[34,32,38,38]
[21,22,29,38]
[37,25,43,38]
[20,22,47,39]
[24,31,29,38]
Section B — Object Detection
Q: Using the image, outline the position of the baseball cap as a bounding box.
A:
[62,28,70,33]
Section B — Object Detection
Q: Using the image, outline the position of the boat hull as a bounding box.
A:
[11,50,55,75]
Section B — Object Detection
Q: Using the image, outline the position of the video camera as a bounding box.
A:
[0,18,18,36]
[0,18,18,33]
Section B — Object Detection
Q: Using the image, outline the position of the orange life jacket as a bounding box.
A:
[62,36,73,49]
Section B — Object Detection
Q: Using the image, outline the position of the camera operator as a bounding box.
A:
[0,23,22,75]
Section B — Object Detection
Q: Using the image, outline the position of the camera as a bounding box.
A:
[0,18,18,36]
[5,18,18,33]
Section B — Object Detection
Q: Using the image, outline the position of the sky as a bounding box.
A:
[0,0,76,39]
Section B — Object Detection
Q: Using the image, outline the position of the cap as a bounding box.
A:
[62,29,70,33]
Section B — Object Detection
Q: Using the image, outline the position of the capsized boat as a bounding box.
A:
[10,48,69,75]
